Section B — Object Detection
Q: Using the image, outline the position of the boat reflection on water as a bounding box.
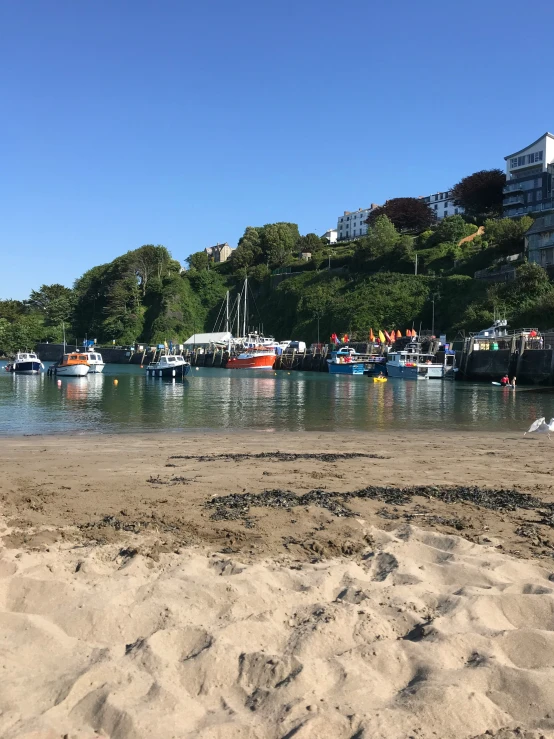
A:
[1,363,552,435]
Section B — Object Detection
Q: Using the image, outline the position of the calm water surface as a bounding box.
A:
[0,361,551,436]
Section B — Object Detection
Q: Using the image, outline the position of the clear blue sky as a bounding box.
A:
[2,0,554,299]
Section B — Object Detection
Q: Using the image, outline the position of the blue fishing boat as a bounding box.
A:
[327,347,365,375]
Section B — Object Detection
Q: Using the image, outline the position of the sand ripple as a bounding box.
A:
[2,526,554,738]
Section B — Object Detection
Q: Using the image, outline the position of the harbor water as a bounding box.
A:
[0,362,552,436]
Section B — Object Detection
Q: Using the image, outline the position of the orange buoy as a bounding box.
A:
[113,379,118,386]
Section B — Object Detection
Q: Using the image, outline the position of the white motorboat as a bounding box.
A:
[82,350,105,373]
[4,351,44,375]
[386,340,455,380]
[145,354,191,378]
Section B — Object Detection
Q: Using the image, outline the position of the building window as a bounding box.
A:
[510,158,518,168]
[517,156,526,166]
[434,204,438,210]
[528,151,544,163]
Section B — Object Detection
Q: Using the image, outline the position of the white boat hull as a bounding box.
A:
[55,364,90,377]
[88,364,105,373]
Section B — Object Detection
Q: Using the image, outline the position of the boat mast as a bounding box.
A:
[236,289,240,340]
[225,291,229,333]
[242,276,247,338]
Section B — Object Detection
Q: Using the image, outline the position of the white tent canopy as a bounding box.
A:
[183,332,232,347]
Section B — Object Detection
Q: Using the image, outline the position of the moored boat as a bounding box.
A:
[50,352,90,377]
[386,340,455,380]
[4,351,44,375]
[81,350,105,373]
[145,354,191,378]
[327,347,366,375]
[227,347,276,370]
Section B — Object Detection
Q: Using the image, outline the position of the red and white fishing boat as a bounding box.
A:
[227,346,276,370]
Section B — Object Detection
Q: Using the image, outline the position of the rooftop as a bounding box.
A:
[504,132,554,160]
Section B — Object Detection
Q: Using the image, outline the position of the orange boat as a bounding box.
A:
[227,347,276,370]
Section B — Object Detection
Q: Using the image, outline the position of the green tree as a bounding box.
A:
[426,215,476,247]
[260,222,300,266]
[451,169,506,219]
[296,233,326,255]
[233,227,263,269]
[28,284,74,330]
[357,215,400,259]
[484,216,533,255]
[368,198,435,232]
[0,299,28,321]
[131,244,172,296]
[186,251,210,271]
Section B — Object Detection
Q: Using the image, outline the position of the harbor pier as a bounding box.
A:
[457,330,554,385]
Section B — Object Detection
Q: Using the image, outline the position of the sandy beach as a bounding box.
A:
[2,431,554,738]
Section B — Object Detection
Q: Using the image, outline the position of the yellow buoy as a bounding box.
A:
[113,379,118,386]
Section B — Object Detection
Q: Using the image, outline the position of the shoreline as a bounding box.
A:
[2,430,553,559]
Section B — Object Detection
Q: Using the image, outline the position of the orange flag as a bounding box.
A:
[396,329,402,338]
[384,330,391,343]
[369,328,375,342]
[406,328,411,337]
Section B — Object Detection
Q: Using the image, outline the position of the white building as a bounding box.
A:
[321,228,337,244]
[336,205,379,241]
[503,132,554,218]
[421,191,463,220]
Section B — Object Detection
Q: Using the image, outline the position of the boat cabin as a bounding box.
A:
[473,320,509,340]
[15,352,39,362]
[148,354,188,368]
[61,353,89,365]
[329,347,360,364]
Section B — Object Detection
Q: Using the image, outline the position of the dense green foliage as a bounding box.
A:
[1,210,552,355]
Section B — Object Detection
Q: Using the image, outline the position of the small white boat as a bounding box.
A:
[82,350,105,373]
[386,340,455,380]
[145,354,191,378]
[4,351,44,375]
[51,352,90,377]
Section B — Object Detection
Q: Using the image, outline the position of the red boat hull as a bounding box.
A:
[227,354,276,370]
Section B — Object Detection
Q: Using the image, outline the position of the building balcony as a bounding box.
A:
[503,195,525,206]
[503,183,524,194]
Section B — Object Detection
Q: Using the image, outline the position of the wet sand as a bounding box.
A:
[1,431,554,738]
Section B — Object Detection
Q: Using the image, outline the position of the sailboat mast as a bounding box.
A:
[242,277,247,338]
[236,290,240,339]
[225,291,229,333]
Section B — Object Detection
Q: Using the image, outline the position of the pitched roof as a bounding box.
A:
[504,132,554,160]
[525,214,554,235]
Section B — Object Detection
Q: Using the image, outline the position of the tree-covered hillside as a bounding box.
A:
[1,208,552,355]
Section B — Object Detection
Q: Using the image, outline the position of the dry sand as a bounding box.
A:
[1,431,554,738]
